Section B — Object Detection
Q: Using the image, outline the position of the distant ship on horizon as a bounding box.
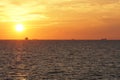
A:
[25,37,29,40]
[100,38,107,41]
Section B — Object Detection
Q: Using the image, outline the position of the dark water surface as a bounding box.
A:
[0,40,120,80]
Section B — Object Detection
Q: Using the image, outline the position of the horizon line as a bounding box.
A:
[0,39,119,41]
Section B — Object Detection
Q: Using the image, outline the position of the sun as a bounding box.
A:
[15,24,24,32]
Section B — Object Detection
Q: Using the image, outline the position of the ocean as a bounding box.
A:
[0,40,119,80]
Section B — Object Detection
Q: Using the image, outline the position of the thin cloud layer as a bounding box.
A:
[0,0,119,22]
[0,0,119,25]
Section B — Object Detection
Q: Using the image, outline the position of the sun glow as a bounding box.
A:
[15,24,24,32]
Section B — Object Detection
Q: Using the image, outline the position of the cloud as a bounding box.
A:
[0,0,47,22]
[91,0,120,5]
[0,0,120,25]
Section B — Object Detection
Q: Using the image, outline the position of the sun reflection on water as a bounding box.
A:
[6,43,29,80]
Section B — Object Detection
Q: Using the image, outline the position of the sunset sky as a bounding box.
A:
[0,0,120,40]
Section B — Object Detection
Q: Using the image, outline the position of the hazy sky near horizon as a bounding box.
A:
[0,0,120,39]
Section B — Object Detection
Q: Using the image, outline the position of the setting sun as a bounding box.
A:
[15,24,24,32]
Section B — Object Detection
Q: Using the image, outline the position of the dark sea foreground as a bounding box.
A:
[0,40,120,80]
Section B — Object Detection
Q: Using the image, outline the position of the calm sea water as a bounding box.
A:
[0,40,120,80]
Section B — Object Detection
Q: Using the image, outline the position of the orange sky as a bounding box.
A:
[0,0,120,40]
